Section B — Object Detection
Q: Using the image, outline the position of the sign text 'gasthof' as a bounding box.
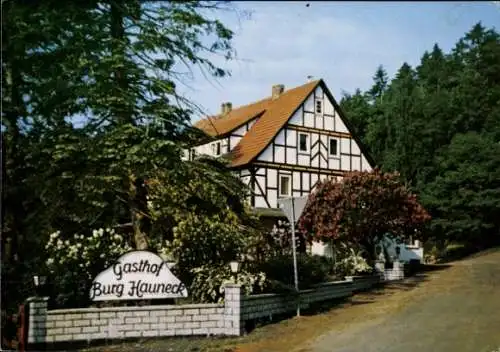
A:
[90,251,188,301]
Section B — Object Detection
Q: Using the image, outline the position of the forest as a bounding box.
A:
[340,22,500,260]
[1,0,499,320]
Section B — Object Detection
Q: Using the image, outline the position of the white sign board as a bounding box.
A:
[90,250,188,301]
[278,196,309,224]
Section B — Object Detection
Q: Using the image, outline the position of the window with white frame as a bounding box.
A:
[329,137,339,157]
[315,100,322,114]
[279,175,291,197]
[299,133,309,152]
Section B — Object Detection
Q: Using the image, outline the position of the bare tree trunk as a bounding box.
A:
[111,1,149,250]
[2,3,25,263]
[128,175,149,250]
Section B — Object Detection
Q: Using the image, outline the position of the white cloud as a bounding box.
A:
[179,2,409,120]
[177,2,497,121]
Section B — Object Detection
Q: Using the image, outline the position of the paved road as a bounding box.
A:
[309,250,500,352]
[83,250,500,352]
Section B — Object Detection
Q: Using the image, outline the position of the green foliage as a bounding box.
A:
[441,243,472,262]
[139,154,266,300]
[245,220,308,263]
[144,155,259,282]
[146,155,252,227]
[169,210,249,281]
[254,254,332,291]
[1,0,241,311]
[420,133,500,248]
[340,23,500,252]
[339,89,372,140]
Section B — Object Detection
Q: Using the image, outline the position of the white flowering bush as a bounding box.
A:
[334,244,373,277]
[190,265,267,303]
[45,228,134,307]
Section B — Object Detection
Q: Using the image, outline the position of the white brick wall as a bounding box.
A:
[27,297,49,344]
[57,304,225,342]
[223,284,243,336]
[241,279,365,321]
[27,275,386,347]
[28,301,226,345]
[374,261,405,282]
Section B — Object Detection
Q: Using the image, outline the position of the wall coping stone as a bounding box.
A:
[346,275,379,280]
[26,296,49,303]
[243,293,281,301]
[310,280,354,288]
[47,303,222,315]
[244,280,354,300]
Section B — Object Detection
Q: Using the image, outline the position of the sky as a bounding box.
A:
[178,1,500,122]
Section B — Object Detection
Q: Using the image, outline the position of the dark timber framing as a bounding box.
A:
[252,161,345,176]
[233,81,371,208]
[250,79,376,168]
[192,80,376,210]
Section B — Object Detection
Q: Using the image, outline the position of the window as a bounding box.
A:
[299,133,309,152]
[212,142,221,156]
[315,100,322,114]
[279,175,291,197]
[329,138,339,156]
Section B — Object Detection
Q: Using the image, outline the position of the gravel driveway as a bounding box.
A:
[308,250,500,352]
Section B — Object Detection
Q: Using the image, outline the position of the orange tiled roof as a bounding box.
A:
[195,80,321,167]
[230,80,320,166]
[193,98,271,137]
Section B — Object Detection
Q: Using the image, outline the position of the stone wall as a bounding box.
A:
[383,261,405,281]
[28,302,227,344]
[375,260,405,282]
[346,275,381,292]
[241,293,296,321]
[27,285,243,346]
[240,280,356,321]
[46,304,226,342]
[26,270,400,348]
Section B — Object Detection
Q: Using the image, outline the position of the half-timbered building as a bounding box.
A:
[188,79,423,262]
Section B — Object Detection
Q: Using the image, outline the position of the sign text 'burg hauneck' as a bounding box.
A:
[90,251,188,301]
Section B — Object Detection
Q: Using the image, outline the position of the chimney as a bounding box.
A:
[220,102,232,115]
[272,84,285,100]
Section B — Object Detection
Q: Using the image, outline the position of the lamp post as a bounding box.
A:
[166,259,176,270]
[33,275,47,296]
[160,252,177,270]
[229,260,240,283]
